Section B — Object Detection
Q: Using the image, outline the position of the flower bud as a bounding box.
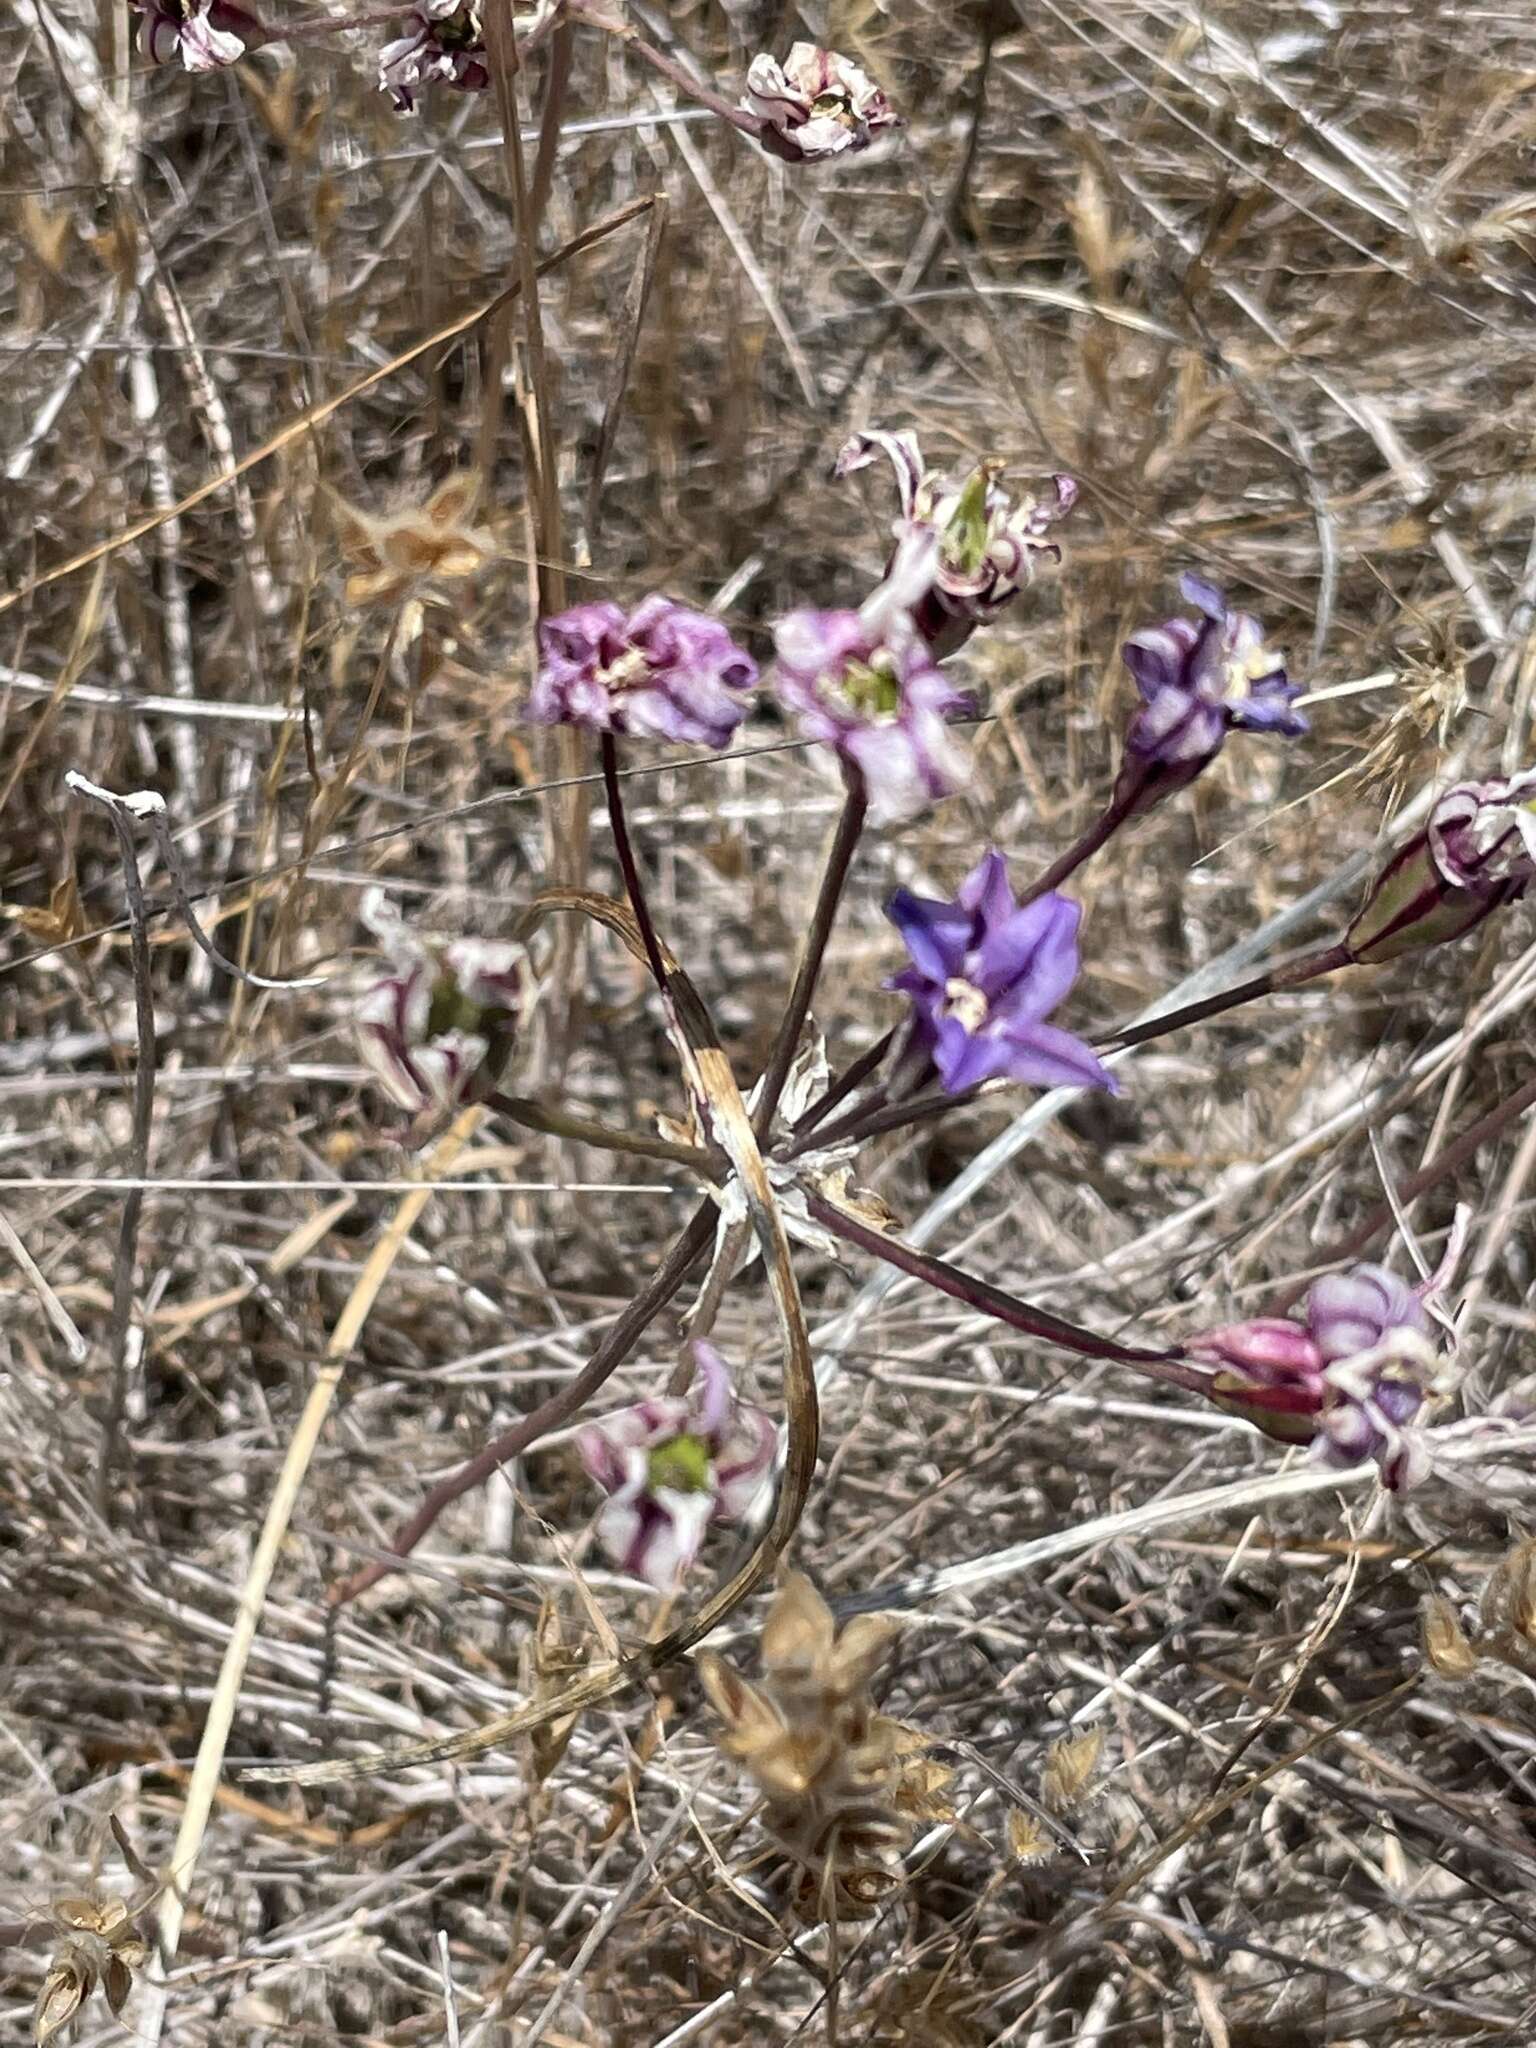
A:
[1345,768,1536,964]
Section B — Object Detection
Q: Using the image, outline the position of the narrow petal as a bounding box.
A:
[997,1019,1120,1094]
[887,887,971,982]
[973,892,1081,1013]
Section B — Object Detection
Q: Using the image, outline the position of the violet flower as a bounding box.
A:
[132,0,252,70]
[1114,574,1307,819]
[742,42,898,163]
[1346,766,1536,964]
[353,889,530,1115]
[836,429,1077,657]
[1190,1257,1454,1491]
[379,0,488,111]
[885,851,1117,1095]
[576,1344,776,1591]
[527,595,758,748]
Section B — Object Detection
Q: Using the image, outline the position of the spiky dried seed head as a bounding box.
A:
[1006,1807,1055,1864]
[1042,1727,1104,1813]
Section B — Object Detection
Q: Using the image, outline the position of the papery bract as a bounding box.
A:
[1114,574,1307,818]
[528,595,758,748]
[353,889,529,1115]
[576,1344,776,1590]
[743,41,898,162]
[836,429,1077,656]
[885,850,1117,1095]
[1346,767,1536,964]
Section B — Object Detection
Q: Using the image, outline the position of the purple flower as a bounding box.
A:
[835,429,1077,657]
[577,1344,776,1591]
[1346,767,1536,964]
[1115,575,1307,818]
[131,0,252,70]
[742,42,898,163]
[379,0,489,111]
[885,851,1117,1096]
[353,890,529,1115]
[527,595,758,748]
[1190,1258,1448,1490]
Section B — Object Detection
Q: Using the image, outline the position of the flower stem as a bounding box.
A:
[753,780,868,1142]
[600,731,669,991]
[804,1189,1200,1378]
[483,1090,715,1171]
[786,1027,895,1146]
[565,0,768,140]
[1015,788,1136,910]
[1100,941,1352,1052]
[331,1202,717,1607]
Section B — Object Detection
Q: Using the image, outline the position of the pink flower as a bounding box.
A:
[1346,767,1536,964]
[743,42,898,162]
[132,0,253,71]
[379,0,488,111]
[577,1345,776,1591]
[527,596,758,748]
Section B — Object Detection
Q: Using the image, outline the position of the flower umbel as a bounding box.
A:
[576,1343,776,1591]
[1190,1255,1455,1489]
[1345,766,1536,964]
[528,595,758,748]
[836,429,1077,657]
[886,851,1117,1095]
[743,42,898,163]
[131,0,252,70]
[1115,574,1307,818]
[379,0,489,110]
[353,889,530,1115]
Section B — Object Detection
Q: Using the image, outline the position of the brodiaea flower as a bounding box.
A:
[1114,574,1307,818]
[1346,766,1536,964]
[1190,1256,1453,1490]
[353,889,530,1115]
[577,1344,776,1591]
[743,42,898,162]
[885,851,1117,1095]
[773,533,972,825]
[836,429,1077,657]
[379,0,488,110]
[131,0,252,70]
[528,595,758,748]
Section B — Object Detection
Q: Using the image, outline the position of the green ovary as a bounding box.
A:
[843,659,902,720]
[647,1434,713,1494]
[426,975,484,1039]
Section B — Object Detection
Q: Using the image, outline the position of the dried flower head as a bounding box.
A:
[353,889,532,1116]
[836,429,1077,656]
[35,1894,151,2045]
[577,1343,775,1591]
[743,42,898,163]
[1420,1593,1480,1681]
[528,595,758,748]
[379,0,489,110]
[698,1574,950,1915]
[330,474,495,605]
[130,0,253,70]
[1346,766,1536,965]
[886,851,1117,1096]
[1420,1541,1536,1686]
[1041,1726,1104,1814]
[1114,574,1307,819]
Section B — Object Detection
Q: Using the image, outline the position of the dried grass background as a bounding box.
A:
[4,0,1536,2041]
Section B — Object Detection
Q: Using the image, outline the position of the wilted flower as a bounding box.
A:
[885,850,1117,1095]
[1190,1255,1453,1489]
[836,429,1077,657]
[1114,574,1307,818]
[527,595,758,748]
[379,0,488,110]
[576,1343,775,1591]
[131,0,252,70]
[743,42,898,163]
[1345,766,1536,965]
[353,889,530,1115]
[330,473,494,605]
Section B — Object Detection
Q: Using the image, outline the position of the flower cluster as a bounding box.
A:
[353,889,530,1116]
[743,42,899,162]
[1114,573,1308,818]
[576,1344,775,1590]
[836,429,1078,657]
[527,596,758,748]
[1190,1259,1451,1489]
[886,851,1115,1096]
